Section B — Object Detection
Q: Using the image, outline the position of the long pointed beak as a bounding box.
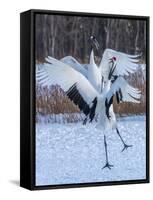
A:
[109,58,113,64]
[93,38,99,50]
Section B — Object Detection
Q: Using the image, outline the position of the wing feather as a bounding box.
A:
[100,49,141,78]
[58,56,88,78]
[106,77,141,104]
[36,57,99,116]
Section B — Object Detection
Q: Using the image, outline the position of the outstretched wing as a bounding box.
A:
[36,57,99,121]
[106,76,141,104]
[59,56,88,78]
[105,77,141,119]
[100,48,141,79]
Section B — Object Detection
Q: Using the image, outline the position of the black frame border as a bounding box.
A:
[20,9,150,190]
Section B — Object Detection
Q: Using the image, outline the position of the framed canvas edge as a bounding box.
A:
[20,9,150,190]
[24,9,150,19]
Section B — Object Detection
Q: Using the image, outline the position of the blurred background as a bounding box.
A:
[35,14,146,123]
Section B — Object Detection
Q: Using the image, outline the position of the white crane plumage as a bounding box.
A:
[59,36,141,155]
[89,36,141,155]
[36,41,141,169]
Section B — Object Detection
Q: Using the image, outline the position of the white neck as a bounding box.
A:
[90,50,95,65]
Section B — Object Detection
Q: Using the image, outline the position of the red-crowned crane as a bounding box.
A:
[36,47,141,169]
[59,36,141,156]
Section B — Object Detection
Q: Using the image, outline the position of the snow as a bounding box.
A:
[36,112,85,124]
[36,115,146,186]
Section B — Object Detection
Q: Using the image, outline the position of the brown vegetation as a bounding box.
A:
[36,69,146,119]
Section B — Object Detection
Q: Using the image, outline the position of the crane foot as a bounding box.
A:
[102,162,113,170]
[121,144,133,152]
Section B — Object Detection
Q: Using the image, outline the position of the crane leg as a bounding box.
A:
[83,117,87,125]
[102,135,113,170]
[116,128,132,152]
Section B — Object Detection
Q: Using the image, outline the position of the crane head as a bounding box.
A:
[89,35,99,50]
[109,56,117,63]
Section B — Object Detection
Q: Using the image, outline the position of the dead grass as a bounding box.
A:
[36,70,146,117]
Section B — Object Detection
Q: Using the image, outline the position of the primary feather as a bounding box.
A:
[36,57,99,118]
[60,56,88,78]
[100,49,140,80]
[106,77,141,104]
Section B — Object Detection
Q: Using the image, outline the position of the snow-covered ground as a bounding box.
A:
[36,115,146,186]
